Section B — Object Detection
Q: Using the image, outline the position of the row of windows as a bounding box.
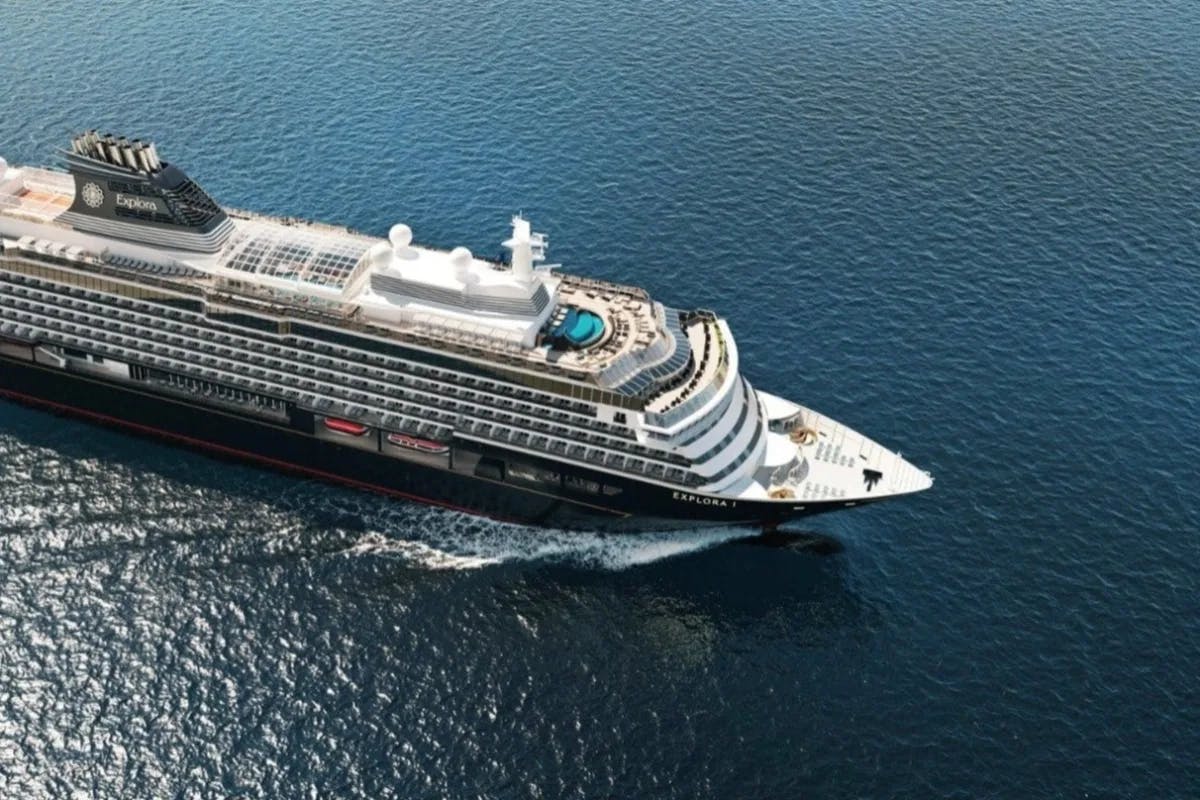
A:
[6,249,646,412]
[1,254,750,480]
[134,365,286,412]
[5,258,189,302]
[689,382,753,477]
[645,347,739,448]
[0,280,695,477]
[291,317,645,411]
[285,323,647,440]
[701,401,764,488]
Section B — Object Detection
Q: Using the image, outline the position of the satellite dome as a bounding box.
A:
[388,223,412,249]
[449,246,472,278]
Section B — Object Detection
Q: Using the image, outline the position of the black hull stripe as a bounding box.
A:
[0,355,852,530]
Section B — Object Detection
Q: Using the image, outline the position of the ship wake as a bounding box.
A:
[331,502,750,571]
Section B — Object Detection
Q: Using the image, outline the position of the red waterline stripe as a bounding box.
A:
[0,386,511,521]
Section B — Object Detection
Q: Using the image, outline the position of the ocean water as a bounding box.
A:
[1,1,1198,797]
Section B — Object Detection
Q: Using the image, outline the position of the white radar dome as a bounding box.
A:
[449,246,473,279]
[388,223,412,249]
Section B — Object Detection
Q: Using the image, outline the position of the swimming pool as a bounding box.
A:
[551,307,605,347]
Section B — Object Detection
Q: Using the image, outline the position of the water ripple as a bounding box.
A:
[1,0,1198,797]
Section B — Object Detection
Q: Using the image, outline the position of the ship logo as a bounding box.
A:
[863,468,883,491]
[81,182,104,208]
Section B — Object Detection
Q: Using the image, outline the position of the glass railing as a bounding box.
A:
[643,325,729,429]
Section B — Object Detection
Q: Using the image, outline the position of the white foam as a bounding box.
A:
[332,500,751,571]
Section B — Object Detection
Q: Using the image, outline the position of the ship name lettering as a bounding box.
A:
[672,491,733,508]
[115,193,159,212]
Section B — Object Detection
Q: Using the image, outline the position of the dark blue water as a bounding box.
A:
[2,1,1198,797]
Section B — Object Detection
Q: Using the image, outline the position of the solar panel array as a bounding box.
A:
[221,220,375,291]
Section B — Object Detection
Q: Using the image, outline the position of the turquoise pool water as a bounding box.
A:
[553,307,605,347]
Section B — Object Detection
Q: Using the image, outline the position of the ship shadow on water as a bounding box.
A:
[493,526,872,657]
[739,529,845,556]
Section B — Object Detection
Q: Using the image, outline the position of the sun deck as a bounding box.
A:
[218,214,377,293]
[0,167,74,224]
[206,212,676,383]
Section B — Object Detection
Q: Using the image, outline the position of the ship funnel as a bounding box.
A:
[101,135,122,165]
[80,131,99,158]
[132,140,152,172]
[120,143,139,171]
[72,131,158,171]
[63,129,230,253]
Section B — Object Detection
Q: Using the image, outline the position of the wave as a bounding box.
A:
[331,501,750,571]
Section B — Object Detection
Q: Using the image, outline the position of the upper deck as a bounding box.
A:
[0,156,696,407]
[207,210,680,390]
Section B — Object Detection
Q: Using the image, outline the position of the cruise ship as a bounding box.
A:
[0,132,932,530]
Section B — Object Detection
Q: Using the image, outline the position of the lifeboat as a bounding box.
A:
[323,417,369,436]
[387,432,449,454]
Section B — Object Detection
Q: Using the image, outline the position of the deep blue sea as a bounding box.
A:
[1,1,1198,797]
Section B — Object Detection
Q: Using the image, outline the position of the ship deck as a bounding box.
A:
[0,167,74,224]
[211,211,672,382]
[0,170,682,390]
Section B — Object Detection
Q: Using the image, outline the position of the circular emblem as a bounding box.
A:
[81,182,104,208]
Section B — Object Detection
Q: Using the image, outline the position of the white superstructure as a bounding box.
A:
[0,135,933,516]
